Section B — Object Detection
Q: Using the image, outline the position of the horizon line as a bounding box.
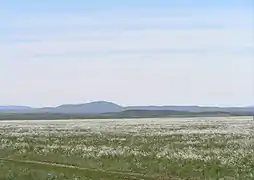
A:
[1,100,253,109]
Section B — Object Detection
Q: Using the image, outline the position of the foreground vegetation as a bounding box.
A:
[0,117,254,179]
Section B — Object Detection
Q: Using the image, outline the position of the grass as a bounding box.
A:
[0,117,254,179]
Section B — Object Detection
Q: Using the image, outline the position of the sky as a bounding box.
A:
[0,0,254,107]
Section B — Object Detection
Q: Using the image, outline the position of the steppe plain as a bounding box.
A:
[0,117,254,180]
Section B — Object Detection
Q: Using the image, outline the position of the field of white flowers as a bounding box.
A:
[0,116,254,180]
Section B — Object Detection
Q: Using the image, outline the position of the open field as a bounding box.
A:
[0,117,254,180]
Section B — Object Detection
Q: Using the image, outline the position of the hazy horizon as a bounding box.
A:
[1,0,253,107]
[1,100,253,109]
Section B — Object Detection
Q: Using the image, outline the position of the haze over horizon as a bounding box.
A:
[1,0,253,108]
[0,100,254,109]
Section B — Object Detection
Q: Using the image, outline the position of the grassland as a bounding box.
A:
[0,117,254,180]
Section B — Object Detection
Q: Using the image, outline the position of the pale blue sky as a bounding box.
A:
[1,0,253,107]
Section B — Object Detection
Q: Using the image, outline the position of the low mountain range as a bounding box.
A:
[0,101,253,114]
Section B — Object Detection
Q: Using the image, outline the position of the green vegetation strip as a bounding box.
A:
[0,158,155,179]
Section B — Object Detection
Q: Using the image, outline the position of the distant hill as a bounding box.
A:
[126,106,254,113]
[33,101,123,114]
[0,106,31,111]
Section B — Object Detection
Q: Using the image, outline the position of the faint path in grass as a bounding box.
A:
[0,158,158,180]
